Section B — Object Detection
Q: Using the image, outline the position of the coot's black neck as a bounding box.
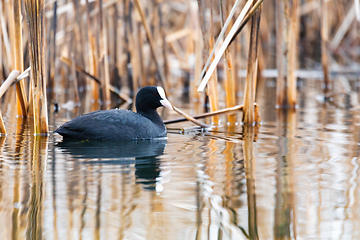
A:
[138,109,165,127]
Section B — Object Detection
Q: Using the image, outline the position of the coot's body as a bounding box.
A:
[55,86,172,141]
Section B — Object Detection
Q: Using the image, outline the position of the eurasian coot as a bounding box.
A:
[55,86,172,141]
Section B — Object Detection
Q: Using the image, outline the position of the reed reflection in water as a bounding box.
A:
[0,94,360,239]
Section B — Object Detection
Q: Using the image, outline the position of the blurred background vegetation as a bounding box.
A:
[0,0,359,133]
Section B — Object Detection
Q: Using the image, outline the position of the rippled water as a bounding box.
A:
[0,79,359,240]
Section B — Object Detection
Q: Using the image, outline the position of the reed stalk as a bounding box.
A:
[229,0,264,46]
[0,112,5,134]
[172,106,209,128]
[197,0,242,87]
[192,27,202,104]
[0,1,12,71]
[0,70,20,98]
[85,0,100,110]
[276,0,299,108]
[165,103,260,125]
[165,104,244,125]
[242,4,262,125]
[197,0,254,92]
[130,10,139,92]
[47,1,57,100]
[157,1,168,83]
[275,0,285,107]
[60,56,128,101]
[0,9,2,80]
[133,0,166,89]
[286,0,299,108]
[99,0,111,109]
[220,0,236,125]
[208,0,219,125]
[24,0,48,134]
[71,54,80,103]
[13,0,28,117]
[321,0,330,96]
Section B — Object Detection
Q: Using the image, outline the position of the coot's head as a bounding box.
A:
[135,86,172,113]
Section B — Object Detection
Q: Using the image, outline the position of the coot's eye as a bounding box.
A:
[153,92,157,96]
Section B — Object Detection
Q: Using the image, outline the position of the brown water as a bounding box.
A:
[0,79,359,240]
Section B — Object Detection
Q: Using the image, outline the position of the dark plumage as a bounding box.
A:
[54,86,172,141]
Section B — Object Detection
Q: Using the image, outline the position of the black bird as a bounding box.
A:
[54,86,172,141]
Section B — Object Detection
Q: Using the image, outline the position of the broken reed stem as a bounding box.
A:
[197,0,254,92]
[0,70,20,99]
[133,0,167,89]
[197,0,242,87]
[172,106,210,128]
[25,0,49,134]
[165,104,244,124]
[165,104,260,125]
[242,3,262,125]
[321,0,330,96]
[228,0,264,46]
[13,0,28,117]
[0,67,30,134]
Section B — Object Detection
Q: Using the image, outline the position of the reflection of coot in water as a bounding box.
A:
[57,140,166,190]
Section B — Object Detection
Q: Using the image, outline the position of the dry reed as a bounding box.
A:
[24,0,48,134]
[13,0,28,117]
[276,0,299,108]
[220,0,236,125]
[0,0,357,134]
[321,0,330,95]
[242,3,262,125]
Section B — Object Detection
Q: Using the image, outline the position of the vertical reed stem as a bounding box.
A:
[0,111,6,134]
[276,0,298,108]
[13,0,28,117]
[275,0,285,108]
[25,0,49,134]
[85,0,100,111]
[220,0,236,124]
[208,0,219,125]
[99,0,111,109]
[286,0,299,108]
[321,0,330,96]
[242,4,262,125]
[134,0,167,89]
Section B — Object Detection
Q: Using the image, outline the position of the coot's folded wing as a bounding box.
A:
[55,109,148,140]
